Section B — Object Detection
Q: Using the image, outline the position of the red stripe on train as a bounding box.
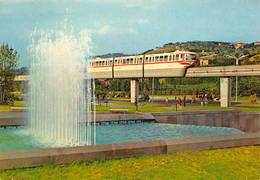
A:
[91,60,195,68]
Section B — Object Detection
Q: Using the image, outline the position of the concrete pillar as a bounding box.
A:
[130,79,139,104]
[220,78,232,107]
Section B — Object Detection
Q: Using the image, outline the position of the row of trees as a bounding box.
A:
[0,44,18,105]
[95,76,260,100]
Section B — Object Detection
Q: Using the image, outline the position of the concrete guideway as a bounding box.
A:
[14,65,260,81]
[14,64,260,107]
[186,64,260,77]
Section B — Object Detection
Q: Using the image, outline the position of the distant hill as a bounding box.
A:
[14,67,29,75]
[144,41,235,55]
[142,41,260,66]
[95,53,129,58]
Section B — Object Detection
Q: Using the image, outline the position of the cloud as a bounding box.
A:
[89,0,171,9]
[90,23,138,36]
[97,24,111,35]
[0,0,32,4]
[0,0,171,9]
[134,18,150,25]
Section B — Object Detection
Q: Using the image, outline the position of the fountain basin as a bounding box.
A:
[0,132,259,170]
[0,123,242,152]
[1,111,260,170]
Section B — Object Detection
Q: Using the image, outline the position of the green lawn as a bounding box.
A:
[0,105,10,111]
[0,101,25,110]
[1,100,259,113]
[96,101,260,113]
[187,103,260,112]
[1,146,259,179]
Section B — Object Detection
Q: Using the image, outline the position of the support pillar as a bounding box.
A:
[130,79,139,104]
[220,78,232,107]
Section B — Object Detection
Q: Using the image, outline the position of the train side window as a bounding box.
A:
[180,54,184,60]
[183,54,187,60]
[159,56,163,62]
[130,58,134,64]
[164,55,168,62]
[176,54,179,61]
[139,58,142,64]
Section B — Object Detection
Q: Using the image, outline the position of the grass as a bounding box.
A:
[0,105,10,111]
[1,99,260,113]
[0,101,25,111]
[96,101,176,113]
[187,103,260,112]
[96,101,260,113]
[0,146,259,179]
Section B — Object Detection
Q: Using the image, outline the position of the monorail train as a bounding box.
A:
[88,50,199,79]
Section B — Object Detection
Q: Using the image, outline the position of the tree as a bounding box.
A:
[0,44,18,105]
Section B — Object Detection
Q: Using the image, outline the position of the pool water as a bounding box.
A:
[0,123,242,152]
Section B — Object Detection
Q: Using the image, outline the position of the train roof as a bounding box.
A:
[91,50,197,61]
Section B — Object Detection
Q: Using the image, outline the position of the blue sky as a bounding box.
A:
[0,0,260,67]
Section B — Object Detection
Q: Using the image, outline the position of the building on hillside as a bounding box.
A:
[199,56,210,66]
[253,42,260,46]
[234,42,245,49]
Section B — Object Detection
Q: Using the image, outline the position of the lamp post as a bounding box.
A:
[226,54,249,103]
[235,58,239,103]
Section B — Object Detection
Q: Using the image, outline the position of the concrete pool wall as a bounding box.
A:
[152,110,260,133]
[0,110,260,170]
[0,133,259,170]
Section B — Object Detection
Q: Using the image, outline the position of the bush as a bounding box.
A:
[249,94,257,104]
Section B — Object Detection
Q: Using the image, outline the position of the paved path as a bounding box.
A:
[0,111,27,127]
[0,111,27,120]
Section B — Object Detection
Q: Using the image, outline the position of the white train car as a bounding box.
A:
[88,50,199,79]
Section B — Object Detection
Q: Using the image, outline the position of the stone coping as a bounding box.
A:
[152,110,241,115]
[0,112,155,127]
[0,133,259,170]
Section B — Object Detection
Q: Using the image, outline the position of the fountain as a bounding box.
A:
[28,25,95,146]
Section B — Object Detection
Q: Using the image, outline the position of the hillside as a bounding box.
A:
[143,41,260,66]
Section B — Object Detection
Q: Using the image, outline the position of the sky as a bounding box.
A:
[0,0,260,67]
